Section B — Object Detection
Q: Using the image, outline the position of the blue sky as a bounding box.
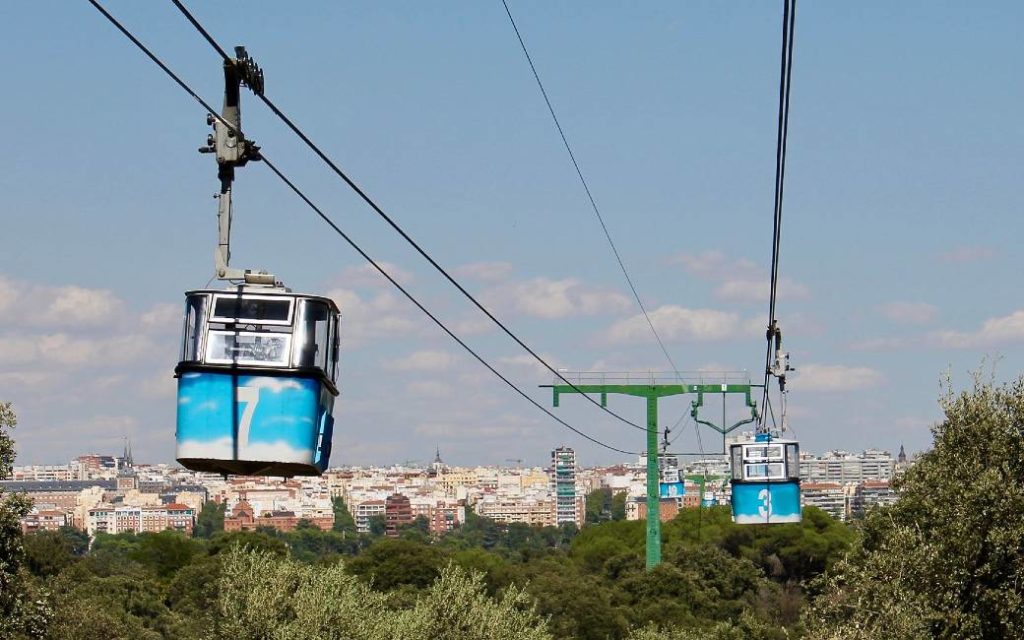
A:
[1,1,1021,467]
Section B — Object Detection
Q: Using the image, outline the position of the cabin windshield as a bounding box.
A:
[294,299,332,374]
[211,295,293,325]
[180,295,208,362]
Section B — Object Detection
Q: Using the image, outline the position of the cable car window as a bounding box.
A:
[180,295,207,362]
[786,444,800,480]
[294,300,331,371]
[743,445,784,461]
[329,313,341,384]
[205,331,291,366]
[211,295,293,325]
[744,462,786,480]
[731,446,743,480]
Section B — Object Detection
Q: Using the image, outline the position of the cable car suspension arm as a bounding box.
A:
[198,47,271,284]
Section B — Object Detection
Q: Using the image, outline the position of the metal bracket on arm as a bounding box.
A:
[199,46,274,285]
[688,386,759,435]
[766,320,795,433]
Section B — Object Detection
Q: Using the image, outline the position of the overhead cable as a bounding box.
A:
[499,0,683,380]
[167,0,648,433]
[85,0,638,456]
[759,0,797,428]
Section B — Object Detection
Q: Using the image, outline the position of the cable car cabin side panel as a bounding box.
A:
[175,371,335,477]
[731,481,801,524]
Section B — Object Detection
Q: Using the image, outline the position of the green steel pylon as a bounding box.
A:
[547,372,758,570]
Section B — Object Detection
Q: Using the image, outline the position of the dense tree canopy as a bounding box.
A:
[804,375,1024,638]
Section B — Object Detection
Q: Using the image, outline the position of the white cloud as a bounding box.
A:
[407,380,453,398]
[37,285,124,326]
[454,261,513,282]
[672,251,809,303]
[789,364,884,392]
[0,371,58,388]
[930,310,1024,348]
[878,302,937,325]
[938,245,997,264]
[483,277,631,319]
[848,336,911,352]
[140,303,182,333]
[141,373,176,399]
[0,333,157,367]
[385,350,455,372]
[0,277,16,315]
[336,262,414,288]
[605,305,743,344]
[327,287,423,348]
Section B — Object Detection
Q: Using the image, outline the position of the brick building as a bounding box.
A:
[384,494,413,537]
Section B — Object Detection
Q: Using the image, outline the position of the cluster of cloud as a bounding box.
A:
[930,309,1024,349]
[604,305,759,345]
[672,250,810,304]
[480,276,632,320]
[0,276,173,389]
[937,245,997,264]
[852,307,1024,351]
[789,364,884,392]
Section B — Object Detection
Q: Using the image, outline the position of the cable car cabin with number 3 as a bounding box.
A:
[175,288,341,477]
[730,434,801,524]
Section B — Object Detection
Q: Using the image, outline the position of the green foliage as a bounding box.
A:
[398,515,431,543]
[129,531,203,579]
[0,401,48,640]
[805,374,1024,638]
[611,491,627,521]
[207,530,287,557]
[585,488,612,524]
[367,514,386,537]
[347,538,444,591]
[23,530,79,578]
[193,501,225,539]
[331,497,357,535]
[216,547,552,640]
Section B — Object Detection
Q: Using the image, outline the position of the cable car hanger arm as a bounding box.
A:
[198,47,272,285]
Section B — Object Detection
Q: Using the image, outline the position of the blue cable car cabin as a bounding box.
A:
[175,287,341,477]
[729,434,801,524]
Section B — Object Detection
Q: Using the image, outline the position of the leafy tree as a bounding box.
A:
[0,401,49,639]
[585,488,612,524]
[293,518,317,532]
[398,516,431,543]
[346,538,444,591]
[367,514,386,537]
[44,572,175,640]
[216,547,552,640]
[207,530,287,557]
[129,530,203,579]
[611,491,627,521]
[193,501,225,539]
[22,530,78,578]
[166,555,222,639]
[805,374,1024,638]
[332,497,357,536]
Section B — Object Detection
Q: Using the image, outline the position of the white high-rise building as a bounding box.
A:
[550,446,581,527]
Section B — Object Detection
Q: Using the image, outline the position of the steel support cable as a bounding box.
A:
[499,0,683,379]
[500,0,703,461]
[167,0,648,434]
[759,0,797,430]
[86,0,638,456]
